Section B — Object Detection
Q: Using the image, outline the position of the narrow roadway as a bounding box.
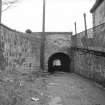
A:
[24,72,105,105]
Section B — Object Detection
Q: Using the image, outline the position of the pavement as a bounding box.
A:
[0,71,105,105]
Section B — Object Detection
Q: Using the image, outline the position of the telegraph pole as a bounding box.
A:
[74,22,77,35]
[83,13,87,36]
[83,13,88,48]
[40,0,46,71]
[0,0,2,23]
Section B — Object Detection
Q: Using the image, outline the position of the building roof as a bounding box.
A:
[90,0,104,13]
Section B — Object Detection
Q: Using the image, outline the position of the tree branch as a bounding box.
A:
[2,0,20,12]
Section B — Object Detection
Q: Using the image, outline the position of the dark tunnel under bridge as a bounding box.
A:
[48,52,71,73]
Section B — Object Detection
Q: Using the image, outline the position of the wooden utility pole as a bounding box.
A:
[83,13,87,36]
[40,0,46,71]
[0,0,2,23]
[83,13,88,48]
[74,22,77,35]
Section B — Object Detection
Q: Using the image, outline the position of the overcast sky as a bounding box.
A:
[2,0,95,34]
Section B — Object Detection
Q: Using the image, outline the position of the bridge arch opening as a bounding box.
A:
[48,52,71,73]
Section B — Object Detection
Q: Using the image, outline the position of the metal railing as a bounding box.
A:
[72,22,105,51]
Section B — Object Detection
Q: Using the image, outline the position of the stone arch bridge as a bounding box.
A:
[0,24,73,73]
[1,23,105,86]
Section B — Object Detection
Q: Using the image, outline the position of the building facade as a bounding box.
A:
[90,0,105,27]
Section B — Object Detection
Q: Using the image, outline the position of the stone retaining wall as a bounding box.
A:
[72,23,105,86]
[0,24,41,74]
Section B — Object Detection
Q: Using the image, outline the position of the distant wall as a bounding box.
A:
[44,32,72,71]
[0,24,41,74]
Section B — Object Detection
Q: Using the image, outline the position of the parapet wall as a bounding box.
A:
[0,24,41,74]
[72,23,105,50]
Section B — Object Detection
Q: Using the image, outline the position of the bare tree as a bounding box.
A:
[0,0,21,22]
[2,0,20,12]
